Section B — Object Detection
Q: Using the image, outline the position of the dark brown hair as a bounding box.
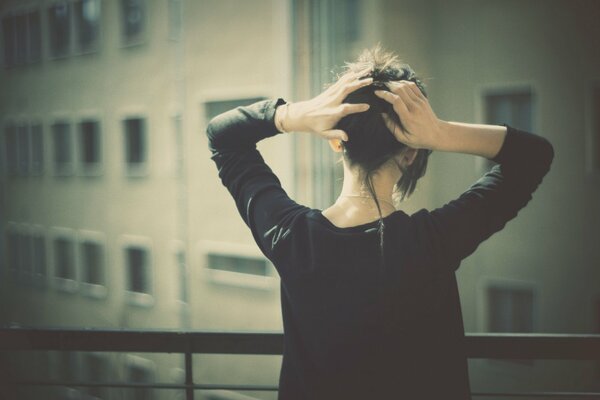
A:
[335,45,433,269]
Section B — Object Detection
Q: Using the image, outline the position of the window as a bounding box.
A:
[74,0,101,53]
[53,234,77,291]
[208,254,269,277]
[78,119,101,174]
[30,122,44,175]
[52,121,73,176]
[488,285,535,365]
[126,356,154,400]
[204,98,266,122]
[482,89,533,170]
[121,0,145,45]
[126,246,150,294]
[17,231,33,280]
[17,123,30,176]
[83,353,110,399]
[6,229,19,273]
[123,117,147,175]
[32,232,47,281]
[2,9,41,67]
[203,246,277,290]
[48,1,71,58]
[4,124,18,176]
[80,238,106,297]
[55,351,82,397]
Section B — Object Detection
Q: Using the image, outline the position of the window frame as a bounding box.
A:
[47,0,73,60]
[120,234,154,307]
[73,0,102,55]
[120,111,149,178]
[30,224,48,287]
[76,111,104,177]
[77,229,107,299]
[119,0,147,47]
[197,240,278,291]
[478,277,540,368]
[50,115,75,177]
[474,81,541,172]
[50,226,79,293]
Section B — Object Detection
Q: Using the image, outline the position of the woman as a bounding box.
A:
[206,47,554,399]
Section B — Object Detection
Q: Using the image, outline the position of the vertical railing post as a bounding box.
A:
[185,336,194,400]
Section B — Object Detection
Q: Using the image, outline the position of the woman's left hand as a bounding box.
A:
[276,70,373,142]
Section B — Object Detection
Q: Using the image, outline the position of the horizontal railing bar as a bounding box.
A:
[471,392,600,398]
[1,328,600,359]
[8,381,600,397]
[10,380,279,391]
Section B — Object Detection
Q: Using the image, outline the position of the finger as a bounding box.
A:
[381,114,410,143]
[321,129,349,142]
[399,81,423,102]
[375,90,409,117]
[338,102,370,116]
[385,81,418,104]
[341,77,373,97]
[405,81,426,100]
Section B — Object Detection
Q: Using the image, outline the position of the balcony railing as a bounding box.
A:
[1,327,599,399]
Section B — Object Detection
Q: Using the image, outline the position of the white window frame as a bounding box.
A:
[78,229,107,299]
[474,81,540,172]
[584,79,600,178]
[119,109,149,178]
[197,240,278,291]
[76,110,104,177]
[120,234,154,307]
[50,226,79,293]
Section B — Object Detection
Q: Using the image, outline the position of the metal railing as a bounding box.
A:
[1,327,599,399]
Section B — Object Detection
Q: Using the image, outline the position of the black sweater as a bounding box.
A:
[206,98,554,399]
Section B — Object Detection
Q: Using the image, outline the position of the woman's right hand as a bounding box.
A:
[374,81,445,150]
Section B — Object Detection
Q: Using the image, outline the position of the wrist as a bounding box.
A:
[275,103,288,133]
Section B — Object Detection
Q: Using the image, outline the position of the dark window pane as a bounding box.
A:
[75,0,101,52]
[52,122,72,173]
[17,124,30,175]
[7,231,19,271]
[85,354,109,398]
[54,237,75,279]
[48,2,71,57]
[2,15,16,67]
[82,241,104,285]
[18,233,33,276]
[14,13,27,65]
[205,98,266,121]
[124,118,146,165]
[5,125,18,176]
[127,247,148,293]
[121,0,145,43]
[79,120,101,166]
[207,254,268,276]
[27,10,42,62]
[30,123,44,175]
[33,235,46,277]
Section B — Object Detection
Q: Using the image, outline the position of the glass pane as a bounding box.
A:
[124,118,145,164]
[127,247,147,293]
[79,120,100,165]
[75,0,101,52]
[54,238,74,280]
[30,124,43,175]
[27,10,42,62]
[121,0,145,42]
[48,2,71,57]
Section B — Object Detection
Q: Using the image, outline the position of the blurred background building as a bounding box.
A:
[1,0,599,399]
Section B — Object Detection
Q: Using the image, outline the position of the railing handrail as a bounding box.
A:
[1,327,599,359]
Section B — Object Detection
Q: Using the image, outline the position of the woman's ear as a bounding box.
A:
[328,138,344,153]
[396,147,418,167]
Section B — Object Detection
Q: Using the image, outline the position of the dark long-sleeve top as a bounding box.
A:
[206,98,554,400]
